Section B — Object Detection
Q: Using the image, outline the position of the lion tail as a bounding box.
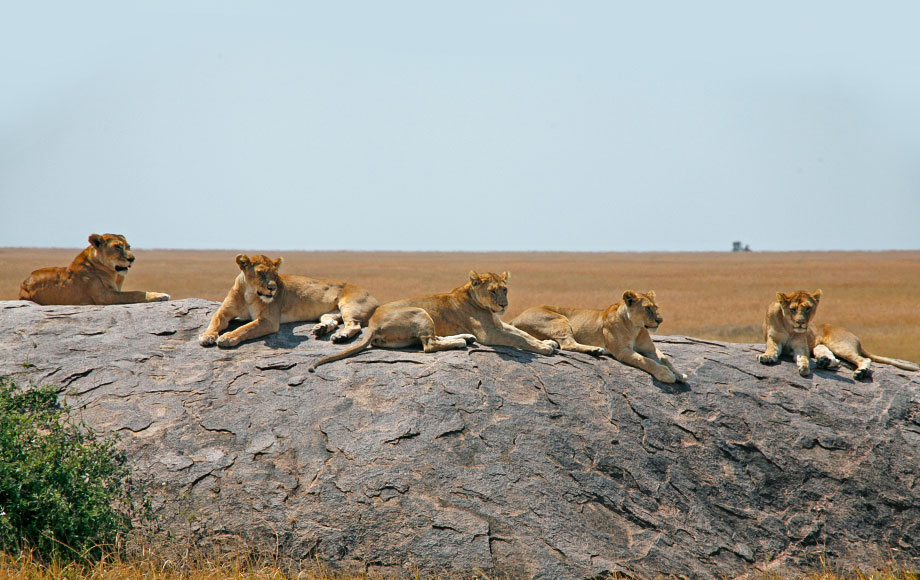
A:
[865,352,920,372]
[308,327,376,373]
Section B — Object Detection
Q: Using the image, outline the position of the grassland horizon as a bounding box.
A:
[2,248,918,363]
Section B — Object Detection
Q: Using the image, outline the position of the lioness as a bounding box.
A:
[308,271,557,372]
[19,233,170,306]
[758,289,920,379]
[511,290,688,383]
[199,254,378,348]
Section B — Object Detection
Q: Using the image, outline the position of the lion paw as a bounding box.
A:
[330,330,354,343]
[758,353,778,365]
[311,322,336,337]
[654,369,677,383]
[147,292,171,302]
[544,340,559,351]
[853,368,871,381]
[674,371,689,383]
[798,365,811,377]
[460,334,478,345]
[199,333,218,347]
[815,355,835,369]
[217,334,240,348]
[586,346,607,357]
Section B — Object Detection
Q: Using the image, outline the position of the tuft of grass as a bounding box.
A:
[755,569,920,580]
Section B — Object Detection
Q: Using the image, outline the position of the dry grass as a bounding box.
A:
[0,547,508,580]
[0,549,917,580]
[0,549,358,579]
[1,249,918,362]
[758,569,920,580]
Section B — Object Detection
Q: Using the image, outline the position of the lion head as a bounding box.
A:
[468,270,510,315]
[777,289,821,333]
[236,254,283,303]
[89,233,135,274]
[623,290,664,331]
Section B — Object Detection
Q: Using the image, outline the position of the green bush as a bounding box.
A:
[0,376,133,561]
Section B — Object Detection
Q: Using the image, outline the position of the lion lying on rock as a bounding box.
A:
[759,289,920,379]
[308,271,557,372]
[199,254,378,348]
[19,233,170,306]
[511,290,688,383]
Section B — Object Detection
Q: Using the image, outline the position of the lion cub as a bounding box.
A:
[199,254,378,348]
[308,271,557,372]
[759,289,919,379]
[511,290,688,384]
[19,233,170,306]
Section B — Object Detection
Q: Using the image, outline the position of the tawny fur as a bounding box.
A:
[19,234,170,306]
[511,290,688,384]
[308,271,557,372]
[199,254,379,349]
[759,289,920,379]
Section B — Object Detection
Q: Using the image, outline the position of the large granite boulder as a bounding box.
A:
[1,299,918,579]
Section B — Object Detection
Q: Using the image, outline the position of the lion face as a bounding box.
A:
[623,290,664,331]
[236,254,283,303]
[777,290,821,333]
[89,233,135,273]
[468,270,510,315]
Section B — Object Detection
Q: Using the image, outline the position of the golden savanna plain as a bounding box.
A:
[2,248,918,364]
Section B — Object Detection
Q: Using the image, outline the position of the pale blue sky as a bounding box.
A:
[2,1,918,251]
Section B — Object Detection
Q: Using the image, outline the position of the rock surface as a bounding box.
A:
[1,298,919,579]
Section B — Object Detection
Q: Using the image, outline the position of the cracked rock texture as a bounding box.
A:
[2,299,920,579]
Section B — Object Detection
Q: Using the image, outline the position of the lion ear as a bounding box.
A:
[274,257,283,269]
[776,292,789,305]
[89,234,104,248]
[501,271,510,281]
[469,271,482,287]
[811,289,822,303]
[236,254,251,270]
[623,290,640,306]
[646,290,656,301]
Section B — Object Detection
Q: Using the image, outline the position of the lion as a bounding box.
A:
[758,289,920,379]
[199,254,379,348]
[19,233,170,306]
[511,290,688,383]
[307,271,557,372]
